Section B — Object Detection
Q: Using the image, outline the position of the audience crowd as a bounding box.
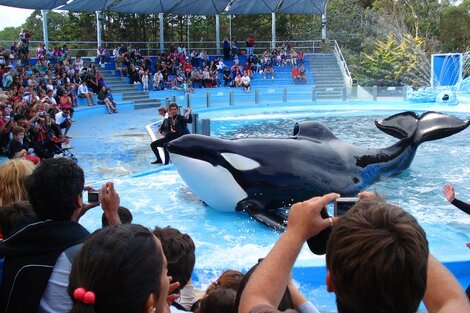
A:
[0,30,468,313]
[0,154,468,313]
[112,38,307,92]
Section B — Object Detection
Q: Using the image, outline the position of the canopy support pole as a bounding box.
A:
[229,15,232,42]
[96,11,103,49]
[159,13,164,53]
[187,15,190,52]
[41,10,49,50]
[321,14,327,40]
[271,12,276,50]
[215,14,220,55]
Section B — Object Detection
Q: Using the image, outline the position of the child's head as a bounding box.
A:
[12,126,25,140]
[197,288,237,313]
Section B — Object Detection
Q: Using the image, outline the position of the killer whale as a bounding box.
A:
[167,111,469,229]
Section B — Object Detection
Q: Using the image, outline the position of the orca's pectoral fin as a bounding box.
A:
[237,200,287,231]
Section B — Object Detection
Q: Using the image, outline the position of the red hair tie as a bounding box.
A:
[73,287,96,305]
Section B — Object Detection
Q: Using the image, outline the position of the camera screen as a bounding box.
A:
[334,198,358,216]
[87,191,100,203]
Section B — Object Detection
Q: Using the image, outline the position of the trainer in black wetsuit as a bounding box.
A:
[442,184,470,299]
[443,184,470,215]
[150,102,192,165]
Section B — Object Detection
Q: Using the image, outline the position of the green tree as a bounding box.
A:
[439,0,470,52]
[0,26,21,42]
[356,34,429,86]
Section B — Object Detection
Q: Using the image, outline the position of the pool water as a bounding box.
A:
[72,103,470,312]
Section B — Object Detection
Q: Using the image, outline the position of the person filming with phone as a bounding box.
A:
[238,192,470,313]
[150,102,192,165]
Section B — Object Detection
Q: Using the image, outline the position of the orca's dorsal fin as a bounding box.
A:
[292,121,338,141]
[375,111,419,139]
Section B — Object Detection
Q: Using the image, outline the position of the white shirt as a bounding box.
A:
[78,84,89,95]
[55,111,70,125]
[241,75,251,85]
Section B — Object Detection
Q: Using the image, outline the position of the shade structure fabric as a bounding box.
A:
[112,0,231,15]
[0,0,329,15]
[0,0,68,10]
[57,0,119,12]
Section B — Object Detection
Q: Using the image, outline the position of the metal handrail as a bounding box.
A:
[332,40,353,94]
[145,120,163,142]
[1,39,330,56]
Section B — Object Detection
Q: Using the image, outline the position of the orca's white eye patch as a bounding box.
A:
[221,153,260,171]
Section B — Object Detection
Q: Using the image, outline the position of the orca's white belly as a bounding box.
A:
[170,154,248,212]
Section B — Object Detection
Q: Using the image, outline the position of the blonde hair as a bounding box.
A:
[0,159,36,207]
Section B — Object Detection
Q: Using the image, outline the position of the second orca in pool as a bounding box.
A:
[167,111,469,230]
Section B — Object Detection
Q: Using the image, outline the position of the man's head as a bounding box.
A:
[152,226,195,293]
[326,198,429,313]
[26,158,84,221]
[168,103,178,117]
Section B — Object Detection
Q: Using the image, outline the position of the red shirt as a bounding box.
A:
[292,67,300,78]
[183,63,193,72]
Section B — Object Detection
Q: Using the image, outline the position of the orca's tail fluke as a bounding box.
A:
[375,111,469,144]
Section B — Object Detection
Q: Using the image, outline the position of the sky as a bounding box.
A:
[0,6,34,31]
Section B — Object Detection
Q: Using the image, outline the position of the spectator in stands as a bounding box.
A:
[279,49,287,66]
[68,224,173,313]
[223,67,232,86]
[115,54,127,77]
[142,70,150,91]
[78,80,96,106]
[172,75,183,91]
[98,86,117,114]
[297,50,305,65]
[188,68,198,89]
[153,226,196,311]
[153,70,165,91]
[243,61,252,78]
[231,39,239,57]
[97,46,109,65]
[55,106,72,138]
[223,37,231,61]
[0,158,35,207]
[246,36,255,56]
[0,158,122,313]
[7,126,40,164]
[299,64,309,84]
[288,49,297,65]
[291,64,301,83]
[202,66,213,88]
[216,57,227,73]
[241,72,251,92]
[87,71,101,93]
[263,59,275,80]
[234,73,242,87]
[238,193,470,313]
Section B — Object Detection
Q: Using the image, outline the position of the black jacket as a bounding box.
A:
[0,220,89,313]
